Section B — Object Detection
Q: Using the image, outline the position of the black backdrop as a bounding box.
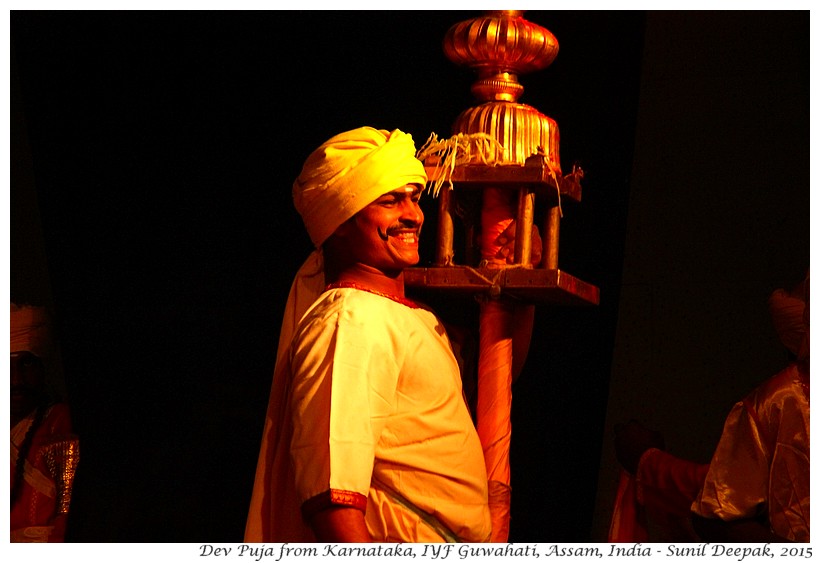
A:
[12,10,647,542]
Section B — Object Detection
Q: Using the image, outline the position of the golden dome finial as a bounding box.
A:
[443,11,559,103]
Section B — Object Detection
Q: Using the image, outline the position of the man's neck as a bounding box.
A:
[330,263,406,299]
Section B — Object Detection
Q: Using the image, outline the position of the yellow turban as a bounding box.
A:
[10,303,51,359]
[293,127,427,248]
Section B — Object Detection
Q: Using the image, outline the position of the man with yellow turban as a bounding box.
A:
[245,127,492,542]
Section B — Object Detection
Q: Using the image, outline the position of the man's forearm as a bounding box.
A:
[310,506,372,542]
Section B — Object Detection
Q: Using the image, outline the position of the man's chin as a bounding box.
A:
[403,255,421,268]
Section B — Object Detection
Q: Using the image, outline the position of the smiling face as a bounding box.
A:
[332,183,425,277]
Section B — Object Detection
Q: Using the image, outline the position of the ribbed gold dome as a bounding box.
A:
[452,102,561,170]
[443,10,559,104]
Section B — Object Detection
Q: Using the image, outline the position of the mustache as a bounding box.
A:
[377,223,421,242]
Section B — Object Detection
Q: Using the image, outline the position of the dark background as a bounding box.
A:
[10,10,808,543]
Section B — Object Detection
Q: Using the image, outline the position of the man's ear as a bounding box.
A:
[332,216,357,239]
[324,220,354,258]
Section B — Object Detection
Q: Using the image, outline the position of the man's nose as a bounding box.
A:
[400,201,423,224]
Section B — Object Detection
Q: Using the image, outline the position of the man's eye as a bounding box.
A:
[20,357,35,367]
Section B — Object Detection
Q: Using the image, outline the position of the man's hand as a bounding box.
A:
[310,506,371,542]
[692,513,789,543]
[614,419,665,475]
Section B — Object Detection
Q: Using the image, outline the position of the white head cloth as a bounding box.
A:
[768,270,809,361]
[10,303,51,359]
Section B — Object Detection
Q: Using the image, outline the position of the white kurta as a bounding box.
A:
[691,363,810,542]
[246,286,490,542]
